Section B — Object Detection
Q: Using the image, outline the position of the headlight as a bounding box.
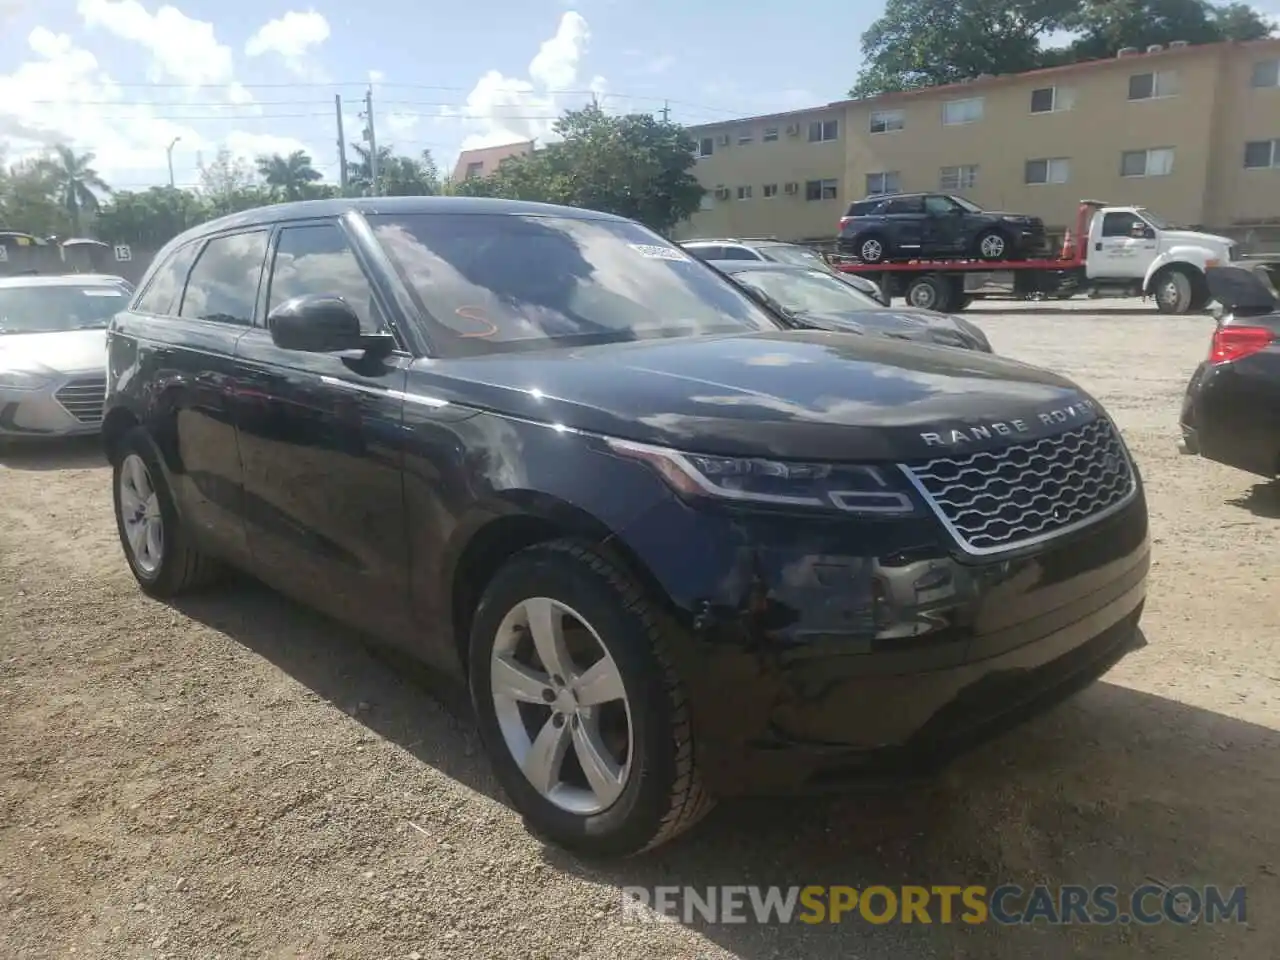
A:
[0,369,52,390]
[605,437,917,515]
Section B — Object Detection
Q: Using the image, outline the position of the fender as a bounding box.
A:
[1142,244,1223,292]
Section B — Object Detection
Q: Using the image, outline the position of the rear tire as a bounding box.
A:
[905,275,951,312]
[468,540,714,858]
[111,427,221,597]
[856,234,889,264]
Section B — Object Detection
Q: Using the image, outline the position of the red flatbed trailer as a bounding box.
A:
[832,201,1098,312]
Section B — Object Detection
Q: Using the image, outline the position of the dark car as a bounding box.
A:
[838,193,1047,264]
[681,237,889,304]
[1178,264,1280,479]
[103,196,1149,858]
[709,260,993,352]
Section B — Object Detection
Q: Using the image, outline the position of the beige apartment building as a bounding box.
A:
[676,37,1280,244]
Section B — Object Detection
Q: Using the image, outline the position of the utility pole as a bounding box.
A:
[660,100,670,122]
[166,136,181,187]
[362,86,379,197]
[335,94,348,195]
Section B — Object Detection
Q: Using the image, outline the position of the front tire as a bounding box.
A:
[111,427,221,597]
[468,540,713,858]
[1153,267,1194,314]
[975,229,1010,261]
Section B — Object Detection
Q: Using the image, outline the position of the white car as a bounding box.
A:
[0,274,132,439]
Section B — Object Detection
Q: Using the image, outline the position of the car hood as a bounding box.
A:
[794,308,989,352]
[988,211,1042,223]
[411,330,1099,461]
[0,329,107,375]
[1161,229,1233,249]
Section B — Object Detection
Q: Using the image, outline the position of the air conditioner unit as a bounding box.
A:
[785,123,801,136]
[1147,44,1164,53]
[1169,40,1189,49]
[1117,46,1139,57]
[783,181,799,195]
[717,134,731,147]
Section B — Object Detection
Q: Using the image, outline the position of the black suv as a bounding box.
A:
[103,196,1149,858]
[838,193,1047,264]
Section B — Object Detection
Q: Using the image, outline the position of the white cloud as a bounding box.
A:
[443,11,604,157]
[245,10,330,78]
[77,0,234,86]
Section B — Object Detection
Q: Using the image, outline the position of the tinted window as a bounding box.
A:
[720,246,761,261]
[758,245,826,268]
[884,197,924,215]
[1101,212,1144,237]
[267,224,384,334]
[847,200,882,217]
[684,245,722,261]
[133,242,198,316]
[0,283,131,335]
[368,213,781,358]
[924,196,958,216]
[179,231,269,325]
[733,269,882,315]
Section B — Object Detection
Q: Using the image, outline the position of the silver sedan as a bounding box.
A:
[0,274,132,439]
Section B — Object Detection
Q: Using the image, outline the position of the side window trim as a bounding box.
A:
[176,227,272,326]
[260,216,410,356]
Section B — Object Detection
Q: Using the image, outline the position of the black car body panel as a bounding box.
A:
[1179,265,1280,478]
[838,193,1047,262]
[104,195,1148,798]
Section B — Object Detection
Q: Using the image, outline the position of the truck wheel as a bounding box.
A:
[857,235,888,264]
[1153,267,1193,314]
[975,229,1009,261]
[905,275,950,312]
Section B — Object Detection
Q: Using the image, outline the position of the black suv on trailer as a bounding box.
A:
[103,196,1149,858]
[839,192,1047,264]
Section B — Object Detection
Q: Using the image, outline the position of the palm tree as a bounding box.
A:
[43,145,110,235]
[255,150,322,201]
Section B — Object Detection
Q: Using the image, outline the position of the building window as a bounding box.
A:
[1025,157,1071,184]
[738,133,753,145]
[942,97,984,126]
[1128,70,1179,100]
[805,178,839,201]
[869,109,905,134]
[737,185,753,200]
[697,137,714,158]
[865,171,900,195]
[464,161,484,179]
[808,120,839,142]
[1252,59,1280,88]
[1121,147,1175,177]
[762,183,779,198]
[1030,86,1076,113]
[1244,139,1280,169]
[939,165,978,191]
[762,126,779,142]
[699,193,715,211]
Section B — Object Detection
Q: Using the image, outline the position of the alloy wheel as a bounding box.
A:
[119,453,164,575]
[980,234,1006,259]
[860,239,883,262]
[489,597,634,816]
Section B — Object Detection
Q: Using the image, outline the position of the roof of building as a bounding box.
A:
[451,140,535,181]
[686,37,1280,131]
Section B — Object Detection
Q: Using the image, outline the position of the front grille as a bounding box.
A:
[55,376,106,424]
[901,417,1136,555]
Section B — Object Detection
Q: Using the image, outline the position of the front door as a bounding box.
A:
[231,219,413,638]
[922,195,966,255]
[1093,211,1152,280]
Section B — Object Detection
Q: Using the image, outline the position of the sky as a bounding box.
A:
[1,0,1278,192]
[0,0,884,191]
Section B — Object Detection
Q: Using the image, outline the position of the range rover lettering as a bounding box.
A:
[103,197,1150,858]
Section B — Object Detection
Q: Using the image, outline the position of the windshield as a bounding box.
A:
[1136,208,1177,230]
[759,245,829,269]
[0,283,129,335]
[731,269,884,315]
[367,213,783,357]
[950,195,983,213]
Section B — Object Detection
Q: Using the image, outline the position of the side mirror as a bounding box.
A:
[267,294,395,359]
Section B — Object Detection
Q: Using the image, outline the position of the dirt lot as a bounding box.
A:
[2,299,1278,960]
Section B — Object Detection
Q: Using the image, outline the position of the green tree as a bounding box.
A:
[40,145,110,236]
[0,156,72,238]
[455,105,704,235]
[849,0,1275,96]
[197,147,268,217]
[255,150,322,201]
[95,186,211,247]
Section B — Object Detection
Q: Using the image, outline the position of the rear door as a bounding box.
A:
[881,196,925,254]
[231,217,414,636]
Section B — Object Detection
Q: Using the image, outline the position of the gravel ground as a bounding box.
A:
[2,298,1278,960]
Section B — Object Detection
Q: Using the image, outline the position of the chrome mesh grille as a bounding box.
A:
[55,376,106,424]
[902,417,1135,555]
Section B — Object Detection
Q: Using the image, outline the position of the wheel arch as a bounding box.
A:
[445,494,672,678]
